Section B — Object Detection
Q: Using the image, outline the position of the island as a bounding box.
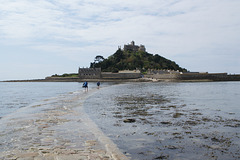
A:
[3,41,240,82]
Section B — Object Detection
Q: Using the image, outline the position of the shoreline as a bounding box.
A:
[2,77,240,83]
[0,87,128,160]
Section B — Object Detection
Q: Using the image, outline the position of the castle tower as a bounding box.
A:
[123,41,146,52]
[131,41,135,46]
[139,45,146,52]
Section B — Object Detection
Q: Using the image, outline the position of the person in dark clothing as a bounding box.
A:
[97,81,100,89]
[82,81,88,91]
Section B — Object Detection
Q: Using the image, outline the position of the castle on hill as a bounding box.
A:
[122,41,146,52]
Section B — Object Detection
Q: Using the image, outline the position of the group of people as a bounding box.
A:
[82,81,100,91]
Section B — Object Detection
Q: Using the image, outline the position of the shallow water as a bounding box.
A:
[0,82,126,159]
[0,82,83,153]
[0,82,83,118]
[84,82,240,160]
[0,82,112,118]
[0,81,240,159]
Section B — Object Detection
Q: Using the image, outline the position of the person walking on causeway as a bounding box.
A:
[82,81,88,91]
[97,81,100,89]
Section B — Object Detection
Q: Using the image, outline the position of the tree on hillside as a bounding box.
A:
[113,49,124,63]
[94,55,105,63]
[90,55,105,68]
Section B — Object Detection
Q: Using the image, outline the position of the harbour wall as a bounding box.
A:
[144,73,240,81]
[101,72,141,79]
[4,73,240,82]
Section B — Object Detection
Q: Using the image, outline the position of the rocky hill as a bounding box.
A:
[90,49,187,73]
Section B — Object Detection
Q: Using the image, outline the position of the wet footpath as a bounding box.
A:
[0,89,128,160]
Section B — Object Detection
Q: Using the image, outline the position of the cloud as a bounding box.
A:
[0,0,240,80]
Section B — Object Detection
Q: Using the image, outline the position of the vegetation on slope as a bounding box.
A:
[90,49,187,73]
[51,73,78,78]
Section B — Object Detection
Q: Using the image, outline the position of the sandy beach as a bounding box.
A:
[0,89,128,160]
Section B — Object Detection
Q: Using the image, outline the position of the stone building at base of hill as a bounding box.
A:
[78,68,141,79]
[78,68,101,79]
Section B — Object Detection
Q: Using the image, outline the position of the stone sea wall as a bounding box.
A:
[101,72,141,79]
[145,73,240,81]
[4,72,240,82]
[178,73,227,80]
[144,73,178,79]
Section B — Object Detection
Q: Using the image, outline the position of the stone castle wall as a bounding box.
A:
[101,72,141,79]
[144,73,178,79]
[78,68,240,81]
[78,68,141,79]
[123,41,146,52]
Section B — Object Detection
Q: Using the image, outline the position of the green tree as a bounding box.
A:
[94,55,105,63]
[113,49,124,63]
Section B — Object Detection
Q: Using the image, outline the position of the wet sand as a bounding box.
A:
[0,89,128,160]
[84,82,240,160]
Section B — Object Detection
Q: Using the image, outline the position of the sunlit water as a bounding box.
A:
[0,82,110,118]
[84,82,240,160]
[0,82,82,118]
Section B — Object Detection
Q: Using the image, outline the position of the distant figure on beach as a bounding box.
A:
[97,81,100,89]
[82,81,88,91]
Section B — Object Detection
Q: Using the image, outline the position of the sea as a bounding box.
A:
[0,81,240,159]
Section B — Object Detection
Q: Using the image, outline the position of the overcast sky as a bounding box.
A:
[0,0,239,80]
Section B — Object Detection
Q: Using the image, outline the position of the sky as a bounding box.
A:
[0,0,240,80]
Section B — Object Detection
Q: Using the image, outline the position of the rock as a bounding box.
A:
[56,154,88,160]
[85,140,97,146]
[167,145,178,149]
[34,156,55,160]
[160,121,172,125]
[185,120,198,126]
[173,113,184,118]
[210,145,221,149]
[11,152,38,160]
[123,119,136,123]
[18,158,34,160]
[155,154,169,159]
[211,137,221,143]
